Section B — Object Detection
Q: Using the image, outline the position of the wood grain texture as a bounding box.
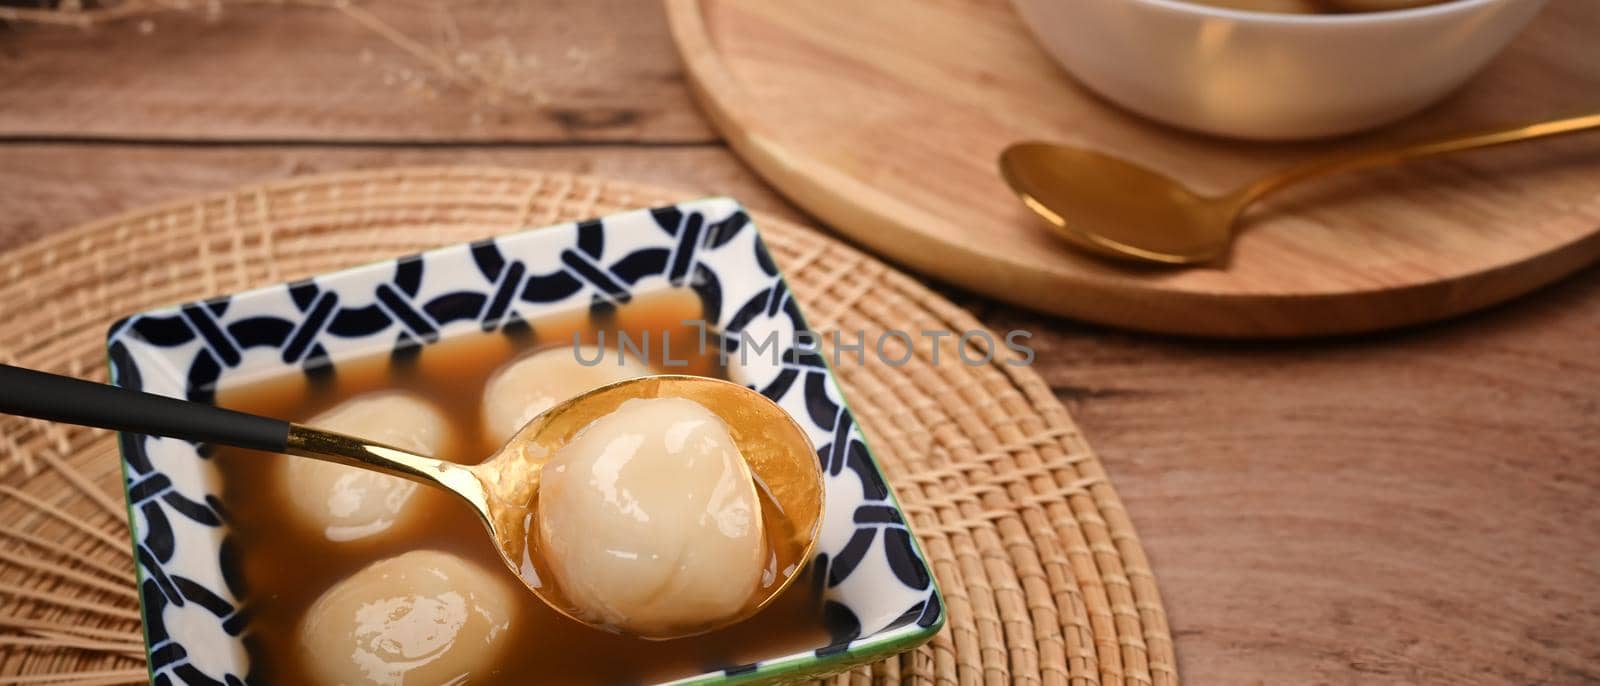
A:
[1,2,1597,682]
[985,267,1600,684]
[0,0,715,142]
[667,0,1600,338]
[0,144,803,253]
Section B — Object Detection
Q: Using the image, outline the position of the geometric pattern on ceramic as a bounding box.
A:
[106,198,943,685]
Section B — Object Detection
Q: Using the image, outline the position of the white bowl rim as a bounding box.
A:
[1127,0,1504,25]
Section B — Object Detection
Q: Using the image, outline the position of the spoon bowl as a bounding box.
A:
[1000,114,1600,265]
[469,375,825,639]
[0,364,822,641]
[289,374,824,640]
[999,142,1237,264]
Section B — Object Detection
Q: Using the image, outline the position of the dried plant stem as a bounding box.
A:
[0,635,142,657]
[0,617,137,643]
[0,549,139,602]
[0,0,249,26]
[0,0,534,102]
[0,668,148,685]
[0,586,140,623]
[0,487,130,559]
[0,525,130,582]
[327,1,476,91]
[33,449,124,523]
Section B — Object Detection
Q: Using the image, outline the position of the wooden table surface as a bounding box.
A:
[1,2,1595,684]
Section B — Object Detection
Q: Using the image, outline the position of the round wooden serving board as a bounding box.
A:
[665,0,1600,338]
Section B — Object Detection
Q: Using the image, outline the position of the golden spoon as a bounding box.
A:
[999,113,1600,265]
[0,365,823,640]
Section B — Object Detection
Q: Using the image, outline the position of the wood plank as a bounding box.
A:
[989,268,1600,684]
[0,0,715,142]
[0,143,803,252]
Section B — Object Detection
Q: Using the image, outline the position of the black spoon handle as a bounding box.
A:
[0,363,289,452]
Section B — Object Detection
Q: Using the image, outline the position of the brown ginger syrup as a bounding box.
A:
[212,288,829,684]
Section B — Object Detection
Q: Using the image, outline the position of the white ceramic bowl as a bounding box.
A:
[1009,0,1548,140]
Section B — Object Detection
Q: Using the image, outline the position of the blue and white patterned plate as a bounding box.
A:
[106,198,944,685]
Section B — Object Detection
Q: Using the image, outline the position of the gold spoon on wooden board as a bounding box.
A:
[0,365,823,640]
[999,113,1600,265]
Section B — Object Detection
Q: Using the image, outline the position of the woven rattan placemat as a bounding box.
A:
[0,168,1175,685]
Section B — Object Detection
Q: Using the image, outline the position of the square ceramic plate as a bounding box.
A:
[106,198,943,685]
